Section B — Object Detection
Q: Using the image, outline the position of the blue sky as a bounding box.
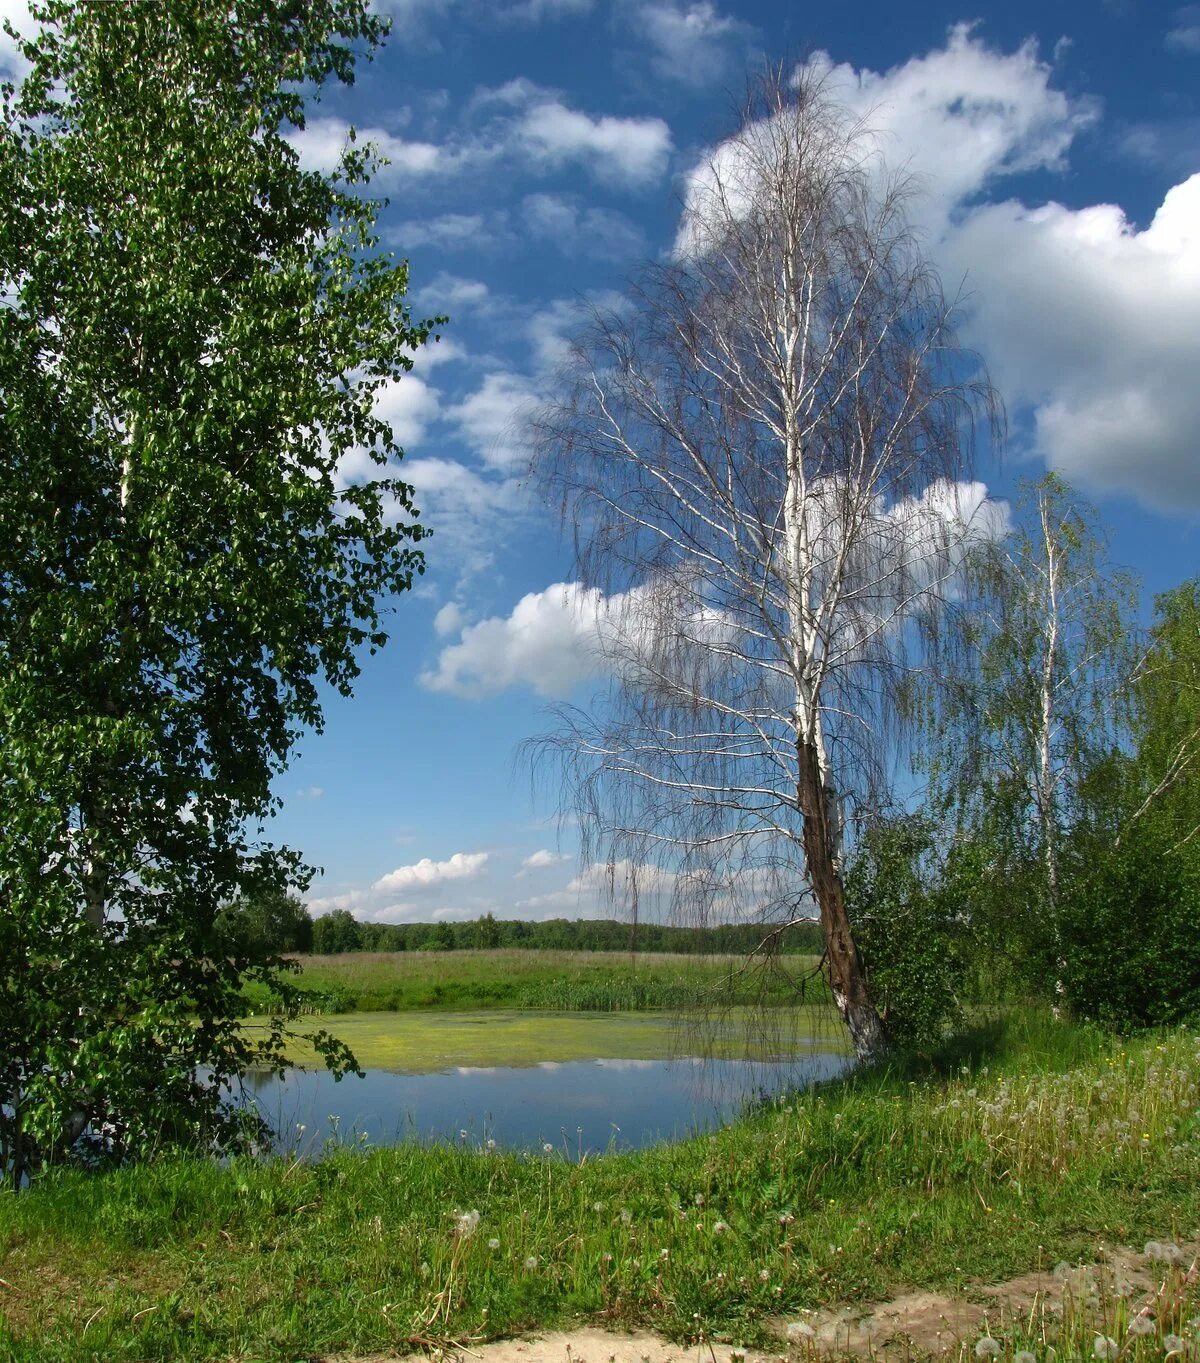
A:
[10,1,1198,925]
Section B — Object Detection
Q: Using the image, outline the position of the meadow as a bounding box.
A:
[244,949,831,1016]
[1,1011,1197,1363]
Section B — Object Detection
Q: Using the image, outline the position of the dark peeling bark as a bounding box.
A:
[797,739,888,1060]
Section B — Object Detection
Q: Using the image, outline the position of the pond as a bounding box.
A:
[236,1009,849,1155]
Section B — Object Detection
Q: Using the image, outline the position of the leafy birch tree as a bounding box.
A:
[927,475,1139,988]
[532,74,999,1059]
[0,0,434,1183]
[1129,579,1200,850]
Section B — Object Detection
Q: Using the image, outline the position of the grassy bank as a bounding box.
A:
[245,949,830,1015]
[1,1011,1197,1362]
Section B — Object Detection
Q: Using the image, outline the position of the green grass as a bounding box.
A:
[245,948,829,1015]
[2,1010,1198,1362]
[269,1005,845,1071]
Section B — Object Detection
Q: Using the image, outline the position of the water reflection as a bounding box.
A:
[234,1051,849,1156]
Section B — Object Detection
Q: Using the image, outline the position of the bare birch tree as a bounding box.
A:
[530,73,1000,1059]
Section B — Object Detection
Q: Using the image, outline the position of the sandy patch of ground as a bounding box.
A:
[334,1238,1199,1363]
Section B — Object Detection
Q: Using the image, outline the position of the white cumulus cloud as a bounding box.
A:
[286,117,449,179]
[676,25,1200,510]
[0,0,33,77]
[521,848,569,870]
[943,176,1200,510]
[411,273,492,315]
[389,213,502,252]
[521,193,644,261]
[446,371,539,470]
[679,23,1094,254]
[515,100,672,186]
[374,851,489,894]
[627,0,756,87]
[419,581,613,699]
[1166,6,1200,53]
[433,601,465,637]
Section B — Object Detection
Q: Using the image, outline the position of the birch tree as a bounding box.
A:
[532,75,1000,1059]
[928,475,1138,985]
[0,0,433,1181]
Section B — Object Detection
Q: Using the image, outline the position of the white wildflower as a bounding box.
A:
[487,1237,500,1251]
[759,1269,771,1282]
[1094,1336,1119,1361]
[454,1209,480,1239]
[1128,1314,1156,1338]
[1164,1336,1184,1355]
[713,1220,730,1235]
[542,1142,553,1155]
[524,1255,538,1270]
[976,1338,1001,1360]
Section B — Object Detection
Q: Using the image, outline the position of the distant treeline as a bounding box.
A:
[314,912,824,956]
[218,894,824,958]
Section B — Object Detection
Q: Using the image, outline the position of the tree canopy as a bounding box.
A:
[0,0,437,1183]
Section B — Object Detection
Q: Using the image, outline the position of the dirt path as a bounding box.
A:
[334,1237,1198,1363]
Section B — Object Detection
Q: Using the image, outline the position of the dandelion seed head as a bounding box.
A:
[787,1322,816,1342]
[1164,1335,1184,1355]
[542,1143,554,1154]
[1128,1314,1156,1338]
[1094,1335,1119,1361]
[713,1221,730,1235]
[454,1209,480,1239]
[593,1202,604,1213]
[1016,1352,1036,1363]
[524,1255,538,1270]
[759,1269,771,1282]
[620,1208,633,1225]
[975,1337,1001,1359]
[487,1237,500,1250]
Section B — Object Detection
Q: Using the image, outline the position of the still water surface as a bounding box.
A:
[238,1031,848,1156]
